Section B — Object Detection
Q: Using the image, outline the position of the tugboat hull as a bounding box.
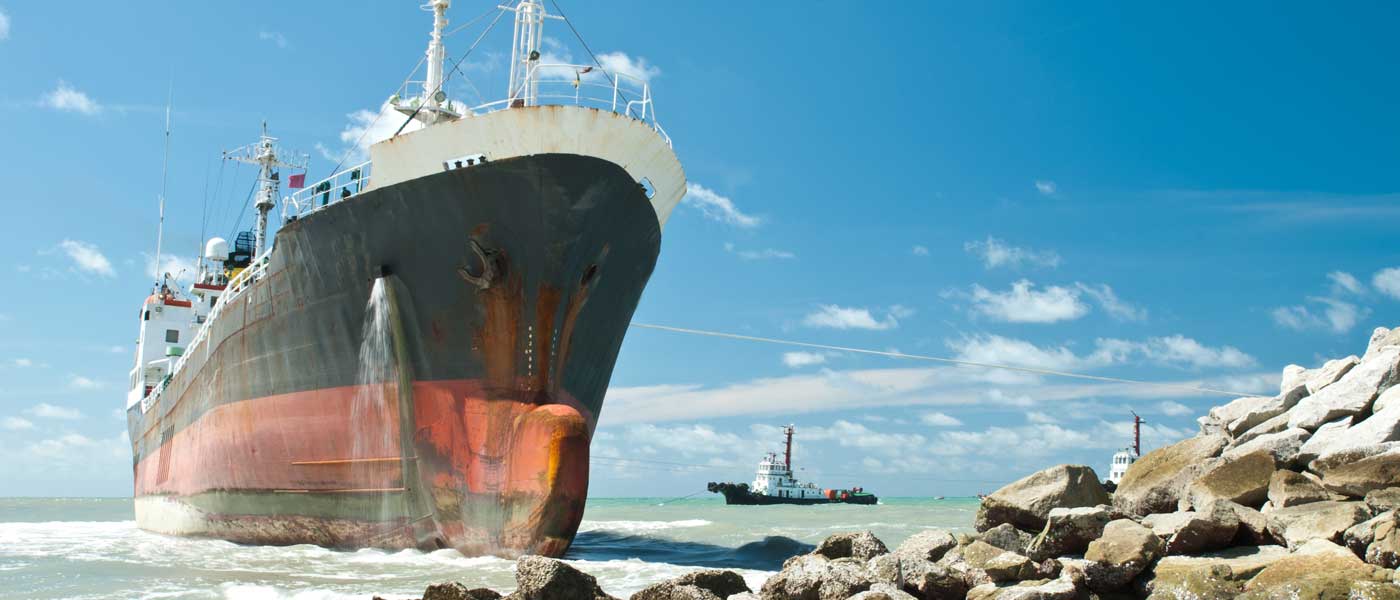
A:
[707,482,879,506]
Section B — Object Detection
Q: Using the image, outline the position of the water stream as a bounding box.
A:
[350,277,400,526]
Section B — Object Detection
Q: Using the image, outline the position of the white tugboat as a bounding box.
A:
[1106,412,1145,487]
[708,426,877,505]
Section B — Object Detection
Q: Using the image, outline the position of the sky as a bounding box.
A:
[1,1,1398,498]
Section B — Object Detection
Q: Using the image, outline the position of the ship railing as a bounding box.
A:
[283,162,373,219]
[474,63,669,145]
[141,252,272,413]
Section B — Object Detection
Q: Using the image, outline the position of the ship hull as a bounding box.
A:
[128,153,660,557]
[707,483,879,506]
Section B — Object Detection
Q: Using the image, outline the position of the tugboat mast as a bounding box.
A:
[783,424,794,470]
[223,123,307,256]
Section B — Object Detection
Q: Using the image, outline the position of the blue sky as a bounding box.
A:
[1,1,1398,498]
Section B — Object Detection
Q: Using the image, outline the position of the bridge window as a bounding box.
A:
[166,329,179,343]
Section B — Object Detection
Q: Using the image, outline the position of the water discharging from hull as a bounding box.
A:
[351,277,402,530]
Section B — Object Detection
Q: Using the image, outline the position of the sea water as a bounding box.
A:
[0,496,978,599]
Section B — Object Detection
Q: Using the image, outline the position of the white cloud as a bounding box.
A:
[949,333,1253,372]
[724,243,794,261]
[108,345,126,354]
[1034,180,1057,195]
[12,358,33,368]
[1025,411,1059,424]
[26,403,83,419]
[68,376,103,391]
[684,183,760,228]
[0,8,10,40]
[782,352,827,368]
[1075,283,1147,321]
[963,280,1088,323]
[803,305,902,330]
[595,51,660,83]
[3,416,33,430]
[144,252,199,283]
[964,237,1061,269]
[319,103,424,165]
[24,431,128,465]
[1328,271,1364,295]
[1136,335,1255,369]
[912,245,930,257]
[57,239,115,277]
[1272,298,1369,334]
[258,30,288,48]
[42,81,102,115]
[1374,267,1400,300]
[919,412,962,427]
[1157,401,1193,417]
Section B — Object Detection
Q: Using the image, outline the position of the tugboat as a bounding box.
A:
[707,426,878,505]
[1105,412,1145,490]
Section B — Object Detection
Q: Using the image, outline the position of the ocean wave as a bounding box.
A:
[576,519,712,533]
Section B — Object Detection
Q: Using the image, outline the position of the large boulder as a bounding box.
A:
[1305,356,1360,395]
[893,528,957,562]
[1221,428,1309,466]
[1344,510,1396,557]
[964,570,1084,600]
[512,556,617,600]
[1208,396,1274,434]
[975,465,1110,533]
[1142,501,1240,555]
[846,584,916,600]
[1367,514,1400,568]
[977,524,1034,555]
[1289,347,1400,430]
[1184,450,1275,509]
[1138,546,1289,599]
[1377,385,1400,414]
[423,583,502,600]
[1267,469,1331,508]
[814,531,889,561]
[1264,499,1371,548]
[1026,506,1113,560]
[1081,519,1163,591]
[1232,412,1292,447]
[632,570,751,600]
[760,555,872,600]
[1227,391,1309,438]
[1312,442,1400,497]
[1367,326,1400,358]
[1223,501,1276,546]
[1239,539,1395,598]
[1280,364,1308,395]
[962,541,1045,582]
[1294,416,1356,466]
[1114,434,1228,516]
[1367,487,1400,513]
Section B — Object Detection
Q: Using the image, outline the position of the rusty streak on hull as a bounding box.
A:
[128,154,660,557]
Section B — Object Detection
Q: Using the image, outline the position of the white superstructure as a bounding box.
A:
[1107,448,1138,485]
[751,450,827,500]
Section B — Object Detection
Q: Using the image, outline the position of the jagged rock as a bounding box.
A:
[760,555,871,600]
[1221,427,1309,466]
[1367,513,1400,568]
[1142,501,1240,555]
[1184,450,1275,509]
[1138,546,1289,599]
[1306,356,1361,394]
[1239,539,1395,598]
[513,556,617,600]
[1267,469,1331,508]
[1345,510,1396,557]
[1368,326,1400,358]
[1377,385,1400,414]
[814,531,889,561]
[1281,364,1309,395]
[895,529,957,562]
[847,583,916,600]
[977,523,1035,555]
[1114,434,1228,516]
[1313,442,1400,497]
[1233,412,1291,447]
[1223,501,1275,546]
[1026,506,1112,560]
[632,570,751,600]
[867,552,967,600]
[424,583,502,600]
[975,465,1111,533]
[1368,488,1400,513]
[1227,390,1309,438]
[964,570,1084,600]
[1081,519,1162,591]
[1290,347,1400,430]
[1295,416,1356,466]
[1264,499,1371,548]
[1209,396,1274,435]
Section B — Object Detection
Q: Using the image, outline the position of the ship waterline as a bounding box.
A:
[129,153,662,557]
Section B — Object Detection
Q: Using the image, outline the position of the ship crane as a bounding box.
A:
[222,123,308,256]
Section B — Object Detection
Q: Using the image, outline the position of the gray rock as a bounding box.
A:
[1341,402,1400,445]
[760,555,871,600]
[1367,514,1400,568]
[424,583,502,600]
[1312,442,1400,497]
[1280,364,1309,396]
[513,556,617,600]
[1376,385,1400,414]
[1344,510,1396,557]
[1264,499,1371,548]
[846,583,916,600]
[813,531,889,561]
[1367,326,1400,359]
[1239,538,1396,597]
[1232,412,1292,446]
[1290,347,1400,430]
[964,571,1084,600]
[1221,427,1309,466]
[1295,416,1356,466]
[1306,355,1360,395]
[1209,396,1274,434]
[1141,501,1239,556]
[1267,469,1331,508]
[1113,434,1228,516]
[1140,546,1289,599]
[894,528,957,562]
[1081,519,1163,591]
[629,584,721,600]
[1184,450,1275,509]
[1366,487,1400,513]
[1026,506,1112,560]
[975,465,1111,533]
[1227,390,1309,438]
[1222,501,1275,546]
[631,570,751,600]
[976,523,1035,555]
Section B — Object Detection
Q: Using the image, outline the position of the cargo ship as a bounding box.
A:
[124,0,682,558]
[707,426,878,505]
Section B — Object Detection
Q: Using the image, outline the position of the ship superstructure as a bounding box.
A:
[1106,412,1145,486]
[708,426,877,505]
[126,0,682,558]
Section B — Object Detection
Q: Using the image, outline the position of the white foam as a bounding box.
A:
[576,519,712,533]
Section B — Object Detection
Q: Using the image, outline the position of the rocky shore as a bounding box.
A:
[397,326,1400,599]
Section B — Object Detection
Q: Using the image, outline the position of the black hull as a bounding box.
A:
[707,482,879,506]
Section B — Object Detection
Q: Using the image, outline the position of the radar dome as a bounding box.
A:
[204,237,230,261]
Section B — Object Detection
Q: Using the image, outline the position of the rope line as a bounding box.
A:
[628,322,1265,398]
[547,0,643,121]
[392,7,509,138]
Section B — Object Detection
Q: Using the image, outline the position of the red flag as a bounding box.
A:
[288,173,306,189]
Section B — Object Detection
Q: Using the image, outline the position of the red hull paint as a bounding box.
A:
[134,379,592,556]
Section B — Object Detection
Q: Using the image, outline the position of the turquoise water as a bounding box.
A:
[0,496,978,599]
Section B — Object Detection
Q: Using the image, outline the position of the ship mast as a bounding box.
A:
[783,425,794,470]
[422,0,450,122]
[503,0,561,106]
[223,123,308,257]
[152,85,173,290]
[1131,412,1144,456]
